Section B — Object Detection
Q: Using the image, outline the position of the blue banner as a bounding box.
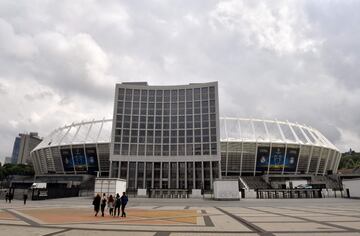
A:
[72,147,87,172]
[269,147,285,171]
[256,146,299,172]
[284,148,299,172]
[60,149,74,172]
[85,147,98,174]
[256,146,270,171]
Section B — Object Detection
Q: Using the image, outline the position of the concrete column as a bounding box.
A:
[193,161,195,188]
[135,162,138,189]
[151,162,154,188]
[184,162,188,189]
[210,161,213,190]
[126,162,130,188]
[176,162,179,189]
[160,161,163,189]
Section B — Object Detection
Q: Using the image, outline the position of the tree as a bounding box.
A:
[0,164,35,180]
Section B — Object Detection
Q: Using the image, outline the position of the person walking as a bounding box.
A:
[114,193,121,217]
[23,192,28,205]
[120,192,128,217]
[5,192,8,203]
[93,193,101,216]
[8,192,13,203]
[100,193,107,217]
[108,195,114,216]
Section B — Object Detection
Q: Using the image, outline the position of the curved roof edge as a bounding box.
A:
[33,117,339,152]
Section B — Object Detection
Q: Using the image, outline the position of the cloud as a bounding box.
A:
[1,0,360,162]
[209,0,320,54]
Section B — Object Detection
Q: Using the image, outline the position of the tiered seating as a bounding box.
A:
[312,175,342,189]
[240,176,271,190]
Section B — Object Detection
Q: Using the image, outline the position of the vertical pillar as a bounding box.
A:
[253,142,258,176]
[126,161,130,188]
[184,162,188,189]
[210,161,213,190]
[143,162,146,189]
[315,148,323,175]
[295,145,302,174]
[160,161,163,189]
[306,146,314,174]
[193,161,196,188]
[218,161,222,179]
[168,162,171,189]
[201,162,204,191]
[281,144,288,175]
[267,144,273,174]
[135,162,138,189]
[151,162,154,189]
[176,162,179,189]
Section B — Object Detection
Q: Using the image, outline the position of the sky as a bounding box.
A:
[0,0,360,162]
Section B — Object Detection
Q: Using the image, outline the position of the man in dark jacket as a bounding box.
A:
[120,192,128,217]
[93,193,101,216]
[23,192,28,205]
[114,193,121,217]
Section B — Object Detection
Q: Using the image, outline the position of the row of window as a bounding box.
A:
[113,143,218,156]
[114,136,217,144]
[115,115,217,130]
[117,100,216,114]
[117,114,216,122]
[118,87,216,102]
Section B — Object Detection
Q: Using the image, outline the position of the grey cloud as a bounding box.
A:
[1,0,360,161]
[0,82,7,94]
[24,91,53,101]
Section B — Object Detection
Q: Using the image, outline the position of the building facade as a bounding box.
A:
[29,82,342,193]
[11,136,21,164]
[109,82,221,191]
[12,133,42,164]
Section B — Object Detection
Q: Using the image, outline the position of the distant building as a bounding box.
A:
[11,132,42,165]
[11,136,21,164]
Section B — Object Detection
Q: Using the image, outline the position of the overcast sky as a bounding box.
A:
[1,0,359,162]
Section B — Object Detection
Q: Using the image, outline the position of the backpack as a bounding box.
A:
[115,197,121,206]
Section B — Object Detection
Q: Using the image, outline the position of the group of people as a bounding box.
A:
[93,192,128,217]
[5,192,13,203]
[4,192,28,205]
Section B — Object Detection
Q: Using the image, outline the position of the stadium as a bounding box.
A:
[30,118,341,189]
[30,82,342,196]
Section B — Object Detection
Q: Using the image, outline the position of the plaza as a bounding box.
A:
[1,197,360,235]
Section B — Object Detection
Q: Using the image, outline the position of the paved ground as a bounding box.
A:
[1,197,360,235]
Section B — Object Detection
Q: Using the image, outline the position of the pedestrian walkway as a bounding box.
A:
[1,198,360,235]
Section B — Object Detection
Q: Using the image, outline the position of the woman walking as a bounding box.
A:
[108,195,114,216]
[100,193,107,217]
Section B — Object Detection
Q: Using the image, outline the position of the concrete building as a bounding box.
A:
[29,82,341,195]
[109,82,221,192]
[12,132,42,164]
[11,136,21,164]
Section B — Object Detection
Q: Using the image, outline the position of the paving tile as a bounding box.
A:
[329,221,360,230]
[0,225,59,236]
[241,216,304,222]
[254,222,345,232]
[65,229,155,235]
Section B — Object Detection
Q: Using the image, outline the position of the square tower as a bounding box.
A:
[110,82,220,192]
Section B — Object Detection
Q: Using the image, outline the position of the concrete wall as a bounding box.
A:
[213,180,239,200]
[343,178,360,198]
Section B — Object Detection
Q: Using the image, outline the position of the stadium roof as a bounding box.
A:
[33,118,339,152]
